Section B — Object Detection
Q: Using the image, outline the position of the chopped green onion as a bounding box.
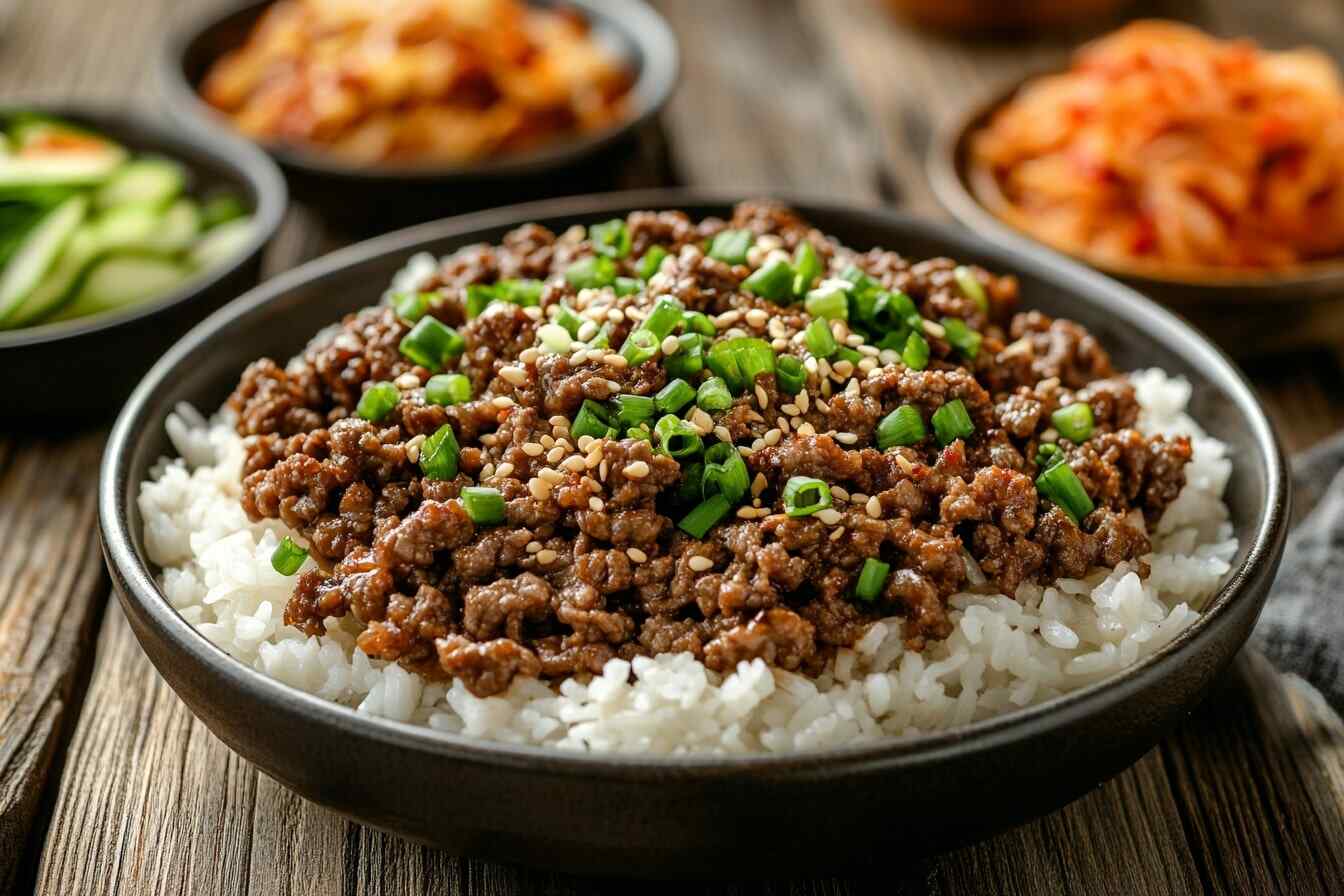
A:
[783,476,832,518]
[679,494,732,539]
[400,317,465,371]
[849,288,879,325]
[589,219,631,258]
[683,310,716,337]
[877,405,925,449]
[565,255,616,289]
[877,329,908,352]
[735,337,776,385]
[1036,461,1094,525]
[537,323,573,354]
[697,376,733,412]
[391,291,432,322]
[271,536,307,576]
[708,229,753,265]
[619,329,659,366]
[665,333,704,380]
[839,265,877,290]
[1036,442,1064,469]
[932,399,974,446]
[465,284,495,318]
[954,265,989,314]
[461,486,506,525]
[420,423,460,480]
[854,557,890,603]
[356,382,399,422]
[588,322,612,349]
[656,378,696,414]
[572,399,616,439]
[654,414,703,459]
[496,279,543,307]
[776,355,806,395]
[641,296,686,340]
[805,282,849,320]
[792,240,822,297]
[902,331,930,371]
[875,291,921,332]
[638,245,669,280]
[941,317,982,360]
[742,258,795,301]
[678,461,705,505]
[613,277,643,297]
[705,343,744,392]
[804,317,838,358]
[702,442,750,504]
[1052,402,1095,443]
[554,303,584,337]
[425,373,471,406]
[834,345,863,366]
[626,426,652,442]
[612,394,656,428]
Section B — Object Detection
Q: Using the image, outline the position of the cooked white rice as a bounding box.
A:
[138,368,1236,754]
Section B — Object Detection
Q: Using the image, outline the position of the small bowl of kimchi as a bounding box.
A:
[928,20,1344,356]
[161,0,679,232]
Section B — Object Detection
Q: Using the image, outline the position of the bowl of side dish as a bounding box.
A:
[0,104,285,421]
[929,21,1344,354]
[160,0,678,231]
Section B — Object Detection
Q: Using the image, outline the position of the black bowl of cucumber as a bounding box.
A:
[0,104,285,423]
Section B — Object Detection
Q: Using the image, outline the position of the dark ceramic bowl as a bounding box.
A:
[928,77,1344,356]
[100,191,1289,877]
[160,0,679,233]
[0,103,286,424]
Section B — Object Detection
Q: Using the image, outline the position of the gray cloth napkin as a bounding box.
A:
[1253,429,1344,710]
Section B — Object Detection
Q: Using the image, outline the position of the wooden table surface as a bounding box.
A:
[5,0,1344,893]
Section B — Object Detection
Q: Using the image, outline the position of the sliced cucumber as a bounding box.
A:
[0,152,124,191]
[200,193,248,229]
[49,254,191,322]
[189,216,253,270]
[0,194,87,323]
[94,203,162,251]
[143,198,201,255]
[0,202,46,267]
[94,157,186,210]
[2,225,101,325]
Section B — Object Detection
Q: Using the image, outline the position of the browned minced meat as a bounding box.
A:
[230,201,1191,697]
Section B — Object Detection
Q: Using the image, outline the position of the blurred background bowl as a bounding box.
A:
[884,0,1132,31]
[160,0,679,235]
[928,77,1344,357]
[0,102,285,424]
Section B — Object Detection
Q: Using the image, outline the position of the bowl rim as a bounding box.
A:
[100,188,1289,777]
[927,70,1344,299]
[0,100,287,349]
[158,0,680,182]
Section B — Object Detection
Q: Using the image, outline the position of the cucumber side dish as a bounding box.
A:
[0,114,256,329]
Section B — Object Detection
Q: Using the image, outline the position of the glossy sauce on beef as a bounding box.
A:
[229,202,1190,697]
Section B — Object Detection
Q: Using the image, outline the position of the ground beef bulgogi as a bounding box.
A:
[230,202,1191,697]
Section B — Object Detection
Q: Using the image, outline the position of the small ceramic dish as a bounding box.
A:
[928,77,1344,355]
[160,0,679,232]
[0,103,285,423]
[100,191,1288,876]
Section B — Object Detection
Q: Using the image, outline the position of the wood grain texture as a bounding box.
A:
[7,0,1344,893]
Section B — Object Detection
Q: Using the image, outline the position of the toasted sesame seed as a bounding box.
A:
[539,468,564,485]
[406,444,421,463]
[522,442,544,457]
[688,555,713,572]
[606,308,626,323]
[394,373,421,390]
[796,422,817,436]
[569,350,588,365]
[751,472,768,497]
[713,310,741,327]
[768,318,788,338]
[588,349,609,363]
[999,337,1033,360]
[834,432,858,445]
[895,455,915,474]
[829,527,845,542]
[562,455,586,472]
[845,378,860,396]
[480,463,496,478]
[604,353,629,369]
[833,359,855,379]
[520,347,541,364]
[585,450,603,470]
[866,496,882,518]
[599,458,610,481]
[815,399,831,413]
[750,438,765,452]
[528,478,552,500]
[879,349,900,365]
[481,434,498,447]
[661,334,680,355]
[830,484,850,501]
[577,435,594,451]
[781,403,799,416]
[777,416,791,433]
[923,319,946,338]
[763,428,782,446]
[797,390,810,412]
[537,549,558,564]
[577,321,599,342]
[850,492,868,505]
[745,308,769,328]
[495,462,515,478]
[755,384,769,409]
[588,496,605,511]
[526,541,542,553]
[627,547,648,563]
[492,395,515,409]
[735,506,769,519]
[1041,428,1059,442]
[691,408,714,433]
[714,425,733,442]
[546,446,565,463]
[858,358,877,373]
[605,379,623,392]
[724,327,747,340]
[817,508,843,525]
[623,460,650,479]
[523,306,542,320]
[804,356,819,375]
[844,333,863,347]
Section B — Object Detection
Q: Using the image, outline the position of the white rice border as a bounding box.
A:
[137,368,1238,755]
